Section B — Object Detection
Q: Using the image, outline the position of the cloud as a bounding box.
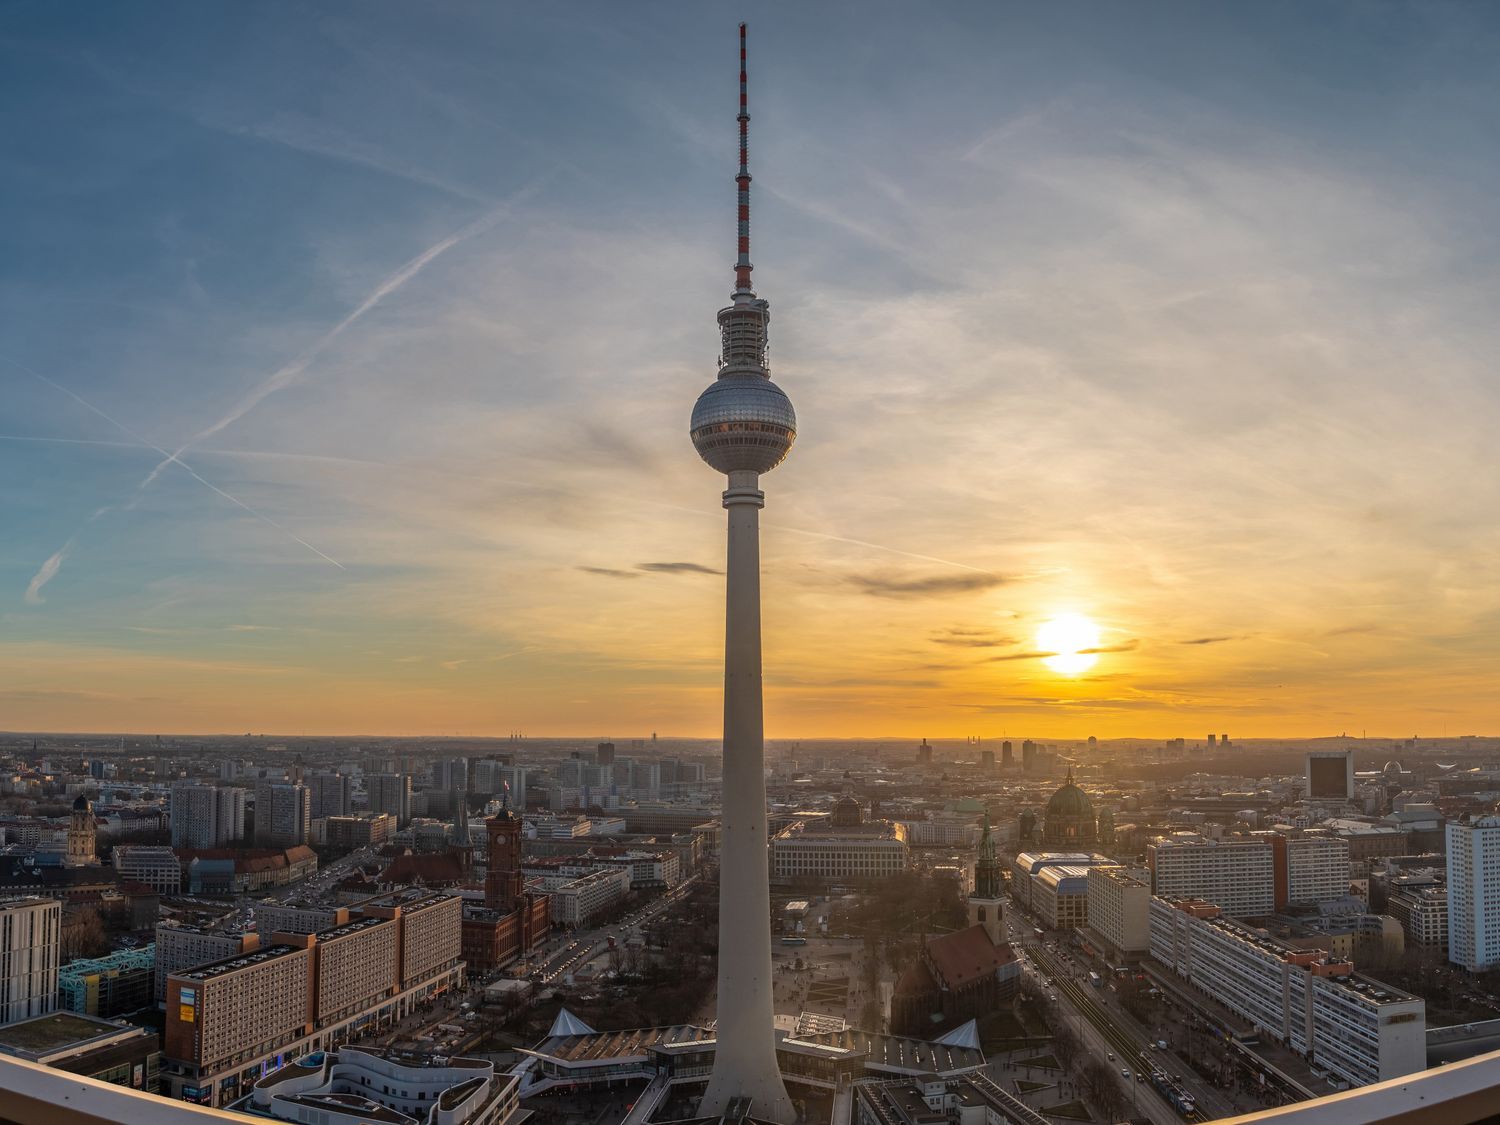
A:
[1078,642,1141,655]
[637,562,723,576]
[847,571,1009,599]
[227,624,279,632]
[931,628,1020,648]
[24,541,72,605]
[1179,635,1239,645]
[578,567,640,579]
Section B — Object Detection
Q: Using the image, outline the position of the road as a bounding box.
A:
[1022,939,1207,1124]
[535,872,703,984]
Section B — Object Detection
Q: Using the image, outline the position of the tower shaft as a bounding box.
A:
[701,470,792,1122]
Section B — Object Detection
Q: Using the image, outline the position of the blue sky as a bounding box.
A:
[2,1,1497,736]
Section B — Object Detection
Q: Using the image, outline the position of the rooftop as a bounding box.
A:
[174,942,305,982]
[0,1013,136,1055]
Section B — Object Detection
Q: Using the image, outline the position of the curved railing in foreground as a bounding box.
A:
[0,1046,1498,1125]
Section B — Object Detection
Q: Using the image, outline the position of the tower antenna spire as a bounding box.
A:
[734,21,753,298]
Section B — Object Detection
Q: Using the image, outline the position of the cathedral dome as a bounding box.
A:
[831,796,863,828]
[72,793,91,812]
[1045,772,1093,821]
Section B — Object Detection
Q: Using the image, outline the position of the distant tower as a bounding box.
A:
[66,794,96,866]
[916,738,933,765]
[1001,740,1014,768]
[969,816,1004,944]
[689,25,795,1124]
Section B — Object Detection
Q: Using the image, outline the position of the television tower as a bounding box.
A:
[689,23,796,1124]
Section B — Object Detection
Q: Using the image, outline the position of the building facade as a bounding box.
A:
[367,774,412,827]
[1150,896,1424,1086]
[154,922,260,1004]
[163,889,465,1107]
[253,782,310,849]
[1447,816,1500,972]
[770,820,909,884]
[0,897,60,1024]
[1087,865,1151,956]
[170,785,245,850]
[1148,833,1275,917]
[113,846,183,896]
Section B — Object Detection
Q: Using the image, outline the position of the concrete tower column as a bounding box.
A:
[699,471,792,1121]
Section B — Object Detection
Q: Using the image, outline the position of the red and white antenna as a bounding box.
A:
[734,22,754,297]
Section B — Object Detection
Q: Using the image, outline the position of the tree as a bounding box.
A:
[60,907,110,960]
[1051,1022,1081,1073]
[1081,1058,1125,1121]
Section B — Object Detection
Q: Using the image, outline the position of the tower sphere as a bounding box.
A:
[690,373,796,475]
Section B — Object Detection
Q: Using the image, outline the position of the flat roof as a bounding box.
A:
[0,1012,130,1053]
[174,942,305,981]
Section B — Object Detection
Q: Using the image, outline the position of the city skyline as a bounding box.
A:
[5,3,1500,737]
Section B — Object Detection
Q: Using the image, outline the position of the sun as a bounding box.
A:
[1037,614,1102,675]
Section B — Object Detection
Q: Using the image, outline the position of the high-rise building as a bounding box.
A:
[0,897,60,1024]
[916,739,933,765]
[1021,740,1037,772]
[368,773,412,826]
[595,742,616,765]
[254,782,310,848]
[431,758,468,794]
[1148,833,1275,917]
[1001,740,1014,768]
[1284,836,1351,907]
[306,772,351,820]
[1307,749,1355,801]
[1087,866,1151,956]
[686,25,794,1121]
[153,921,260,1004]
[169,784,244,849]
[1447,816,1500,972]
[163,891,463,1106]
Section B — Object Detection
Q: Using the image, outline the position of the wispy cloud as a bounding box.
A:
[578,567,640,580]
[847,571,1009,599]
[931,628,1020,648]
[637,561,722,576]
[1179,635,1239,646]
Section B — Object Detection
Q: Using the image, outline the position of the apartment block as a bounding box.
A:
[113,845,183,895]
[542,867,632,927]
[367,774,412,827]
[1149,896,1424,1086]
[154,922,260,1004]
[1033,865,1096,930]
[306,773,352,820]
[313,916,398,1025]
[163,891,465,1107]
[1087,866,1152,956]
[1148,834,1275,917]
[254,782,310,849]
[1447,816,1500,972]
[170,784,245,849]
[0,897,60,1024]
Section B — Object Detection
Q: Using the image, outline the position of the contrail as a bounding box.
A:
[9,358,343,603]
[137,180,546,493]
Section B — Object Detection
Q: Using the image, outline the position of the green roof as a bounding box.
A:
[0,1012,127,1053]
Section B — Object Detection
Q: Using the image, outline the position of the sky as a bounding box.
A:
[2,1,1498,739]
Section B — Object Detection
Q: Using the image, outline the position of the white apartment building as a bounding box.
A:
[1150,896,1424,1086]
[1149,833,1274,916]
[1087,865,1151,955]
[170,783,245,849]
[154,921,260,1003]
[591,850,682,888]
[113,844,183,895]
[543,867,632,927]
[770,823,909,883]
[1387,885,1447,950]
[254,781,311,848]
[1447,816,1500,972]
[0,897,60,1024]
[1286,836,1351,907]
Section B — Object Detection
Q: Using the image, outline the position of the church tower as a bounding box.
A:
[484,796,525,911]
[67,794,96,867]
[968,814,1004,944]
